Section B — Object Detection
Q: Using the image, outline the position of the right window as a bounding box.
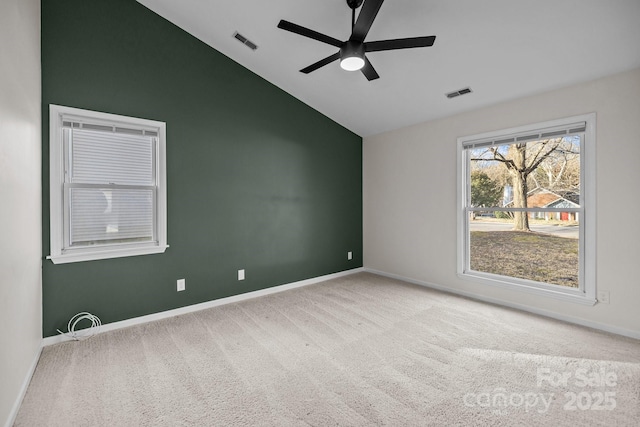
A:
[457,114,596,304]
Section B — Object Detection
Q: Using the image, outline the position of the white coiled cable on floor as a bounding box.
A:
[56,312,102,341]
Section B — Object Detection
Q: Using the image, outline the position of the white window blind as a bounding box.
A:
[68,128,155,186]
[462,122,587,150]
[64,125,157,248]
[68,187,154,246]
[49,104,167,264]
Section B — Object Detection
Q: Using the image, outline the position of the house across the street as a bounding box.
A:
[524,188,580,221]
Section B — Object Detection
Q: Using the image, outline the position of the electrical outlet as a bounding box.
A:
[347,251,353,260]
[238,269,245,281]
[177,278,185,292]
[597,290,609,304]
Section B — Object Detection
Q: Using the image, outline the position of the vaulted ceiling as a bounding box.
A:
[137,0,640,137]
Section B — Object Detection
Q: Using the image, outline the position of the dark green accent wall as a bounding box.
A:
[41,0,362,337]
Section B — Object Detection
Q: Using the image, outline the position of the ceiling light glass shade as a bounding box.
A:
[340,41,365,71]
[340,56,365,71]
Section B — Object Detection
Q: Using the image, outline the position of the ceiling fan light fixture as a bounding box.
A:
[340,56,365,71]
[340,41,365,71]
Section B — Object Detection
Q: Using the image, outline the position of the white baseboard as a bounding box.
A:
[364,268,640,340]
[43,268,364,347]
[4,344,42,427]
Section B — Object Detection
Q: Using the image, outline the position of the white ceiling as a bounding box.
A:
[136,0,640,137]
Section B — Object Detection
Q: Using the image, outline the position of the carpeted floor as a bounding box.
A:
[15,273,640,426]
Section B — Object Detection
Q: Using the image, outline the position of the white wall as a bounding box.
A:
[0,0,42,425]
[364,68,640,337]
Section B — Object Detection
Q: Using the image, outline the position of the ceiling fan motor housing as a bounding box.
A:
[340,40,364,60]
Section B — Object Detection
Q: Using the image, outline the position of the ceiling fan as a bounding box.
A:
[277,0,436,81]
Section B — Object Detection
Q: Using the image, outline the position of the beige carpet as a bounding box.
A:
[15,273,640,426]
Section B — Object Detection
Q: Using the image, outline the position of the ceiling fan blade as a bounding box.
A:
[300,52,341,74]
[365,35,436,52]
[350,0,384,42]
[278,20,343,48]
[360,56,380,81]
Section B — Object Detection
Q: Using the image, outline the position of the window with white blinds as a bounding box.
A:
[49,105,167,264]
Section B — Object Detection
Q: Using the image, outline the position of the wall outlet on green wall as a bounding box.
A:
[177,279,185,292]
[238,270,245,281]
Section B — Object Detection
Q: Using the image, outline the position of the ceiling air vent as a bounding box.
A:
[446,87,472,99]
[233,32,258,50]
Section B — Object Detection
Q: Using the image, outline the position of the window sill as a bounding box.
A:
[458,271,597,306]
[47,245,169,264]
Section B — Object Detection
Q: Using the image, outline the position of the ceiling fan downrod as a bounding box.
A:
[347,0,364,29]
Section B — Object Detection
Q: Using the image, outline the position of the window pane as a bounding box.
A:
[469,212,579,287]
[69,187,154,246]
[469,135,581,210]
[70,128,154,186]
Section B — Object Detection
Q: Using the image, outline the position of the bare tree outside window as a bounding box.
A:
[470,136,580,230]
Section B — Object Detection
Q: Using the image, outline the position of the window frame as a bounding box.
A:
[48,104,168,264]
[456,113,596,305]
